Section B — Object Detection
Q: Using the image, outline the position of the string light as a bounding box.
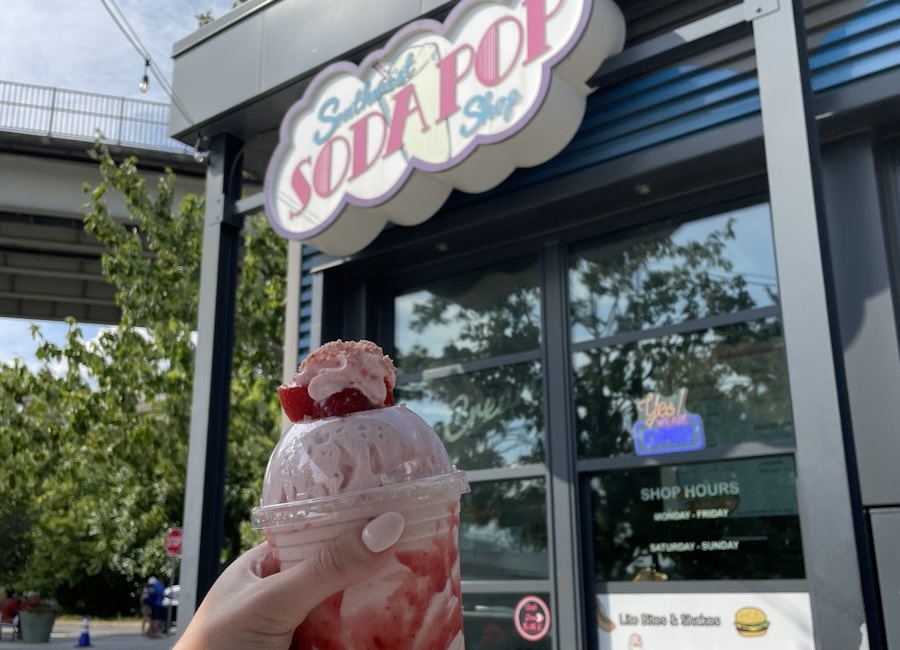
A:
[99,0,195,126]
[139,59,150,93]
[100,0,212,164]
[193,134,209,163]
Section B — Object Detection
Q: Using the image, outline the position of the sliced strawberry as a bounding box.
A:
[278,384,315,422]
[318,387,378,418]
[278,378,394,421]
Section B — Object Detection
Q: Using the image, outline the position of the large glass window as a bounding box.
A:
[385,201,804,650]
[393,255,549,590]
[462,592,552,650]
[587,456,805,582]
[570,205,791,459]
[572,203,805,592]
[394,255,544,469]
[569,208,778,343]
[459,478,549,580]
[573,318,792,457]
[397,360,543,470]
[394,256,541,371]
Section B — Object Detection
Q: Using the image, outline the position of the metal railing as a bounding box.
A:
[0,79,193,154]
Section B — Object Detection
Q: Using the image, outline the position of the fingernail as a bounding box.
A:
[362,512,405,553]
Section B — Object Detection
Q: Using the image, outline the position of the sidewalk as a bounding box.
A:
[0,619,179,650]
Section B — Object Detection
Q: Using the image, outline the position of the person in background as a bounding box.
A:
[139,584,153,636]
[1,588,21,638]
[18,591,39,612]
[146,577,165,638]
[1,589,19,623]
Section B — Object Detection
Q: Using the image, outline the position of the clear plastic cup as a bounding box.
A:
[252,405,469,650]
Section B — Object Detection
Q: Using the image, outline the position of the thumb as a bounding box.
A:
[265,511,405,617]
[308,511,405,586]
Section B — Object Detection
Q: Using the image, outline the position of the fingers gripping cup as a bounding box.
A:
[252,340,469,650]
[254,408,468,649]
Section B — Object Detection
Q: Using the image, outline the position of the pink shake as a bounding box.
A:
[253,340,468,650]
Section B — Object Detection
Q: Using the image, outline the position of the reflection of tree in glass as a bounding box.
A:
[460,479,549,579]
[394,257,545,470]
[394,258,548,563]
[398,287,541,369]
[571,214,802,582]
[397,362,543,471]
[571,216,792,458]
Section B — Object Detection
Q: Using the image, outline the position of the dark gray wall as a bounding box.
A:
[820,133,900,508]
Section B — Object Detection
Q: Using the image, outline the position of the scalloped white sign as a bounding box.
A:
[265,0,625,255]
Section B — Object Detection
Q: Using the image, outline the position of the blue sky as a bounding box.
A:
[0,318,103,371]
[0,0,237,104]
[0,0,235,369]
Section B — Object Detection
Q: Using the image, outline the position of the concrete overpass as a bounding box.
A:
[0,80,208,324]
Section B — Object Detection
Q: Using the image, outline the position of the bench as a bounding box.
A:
[0,615,19,641]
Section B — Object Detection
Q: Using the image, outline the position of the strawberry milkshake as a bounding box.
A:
[252,340,469,650]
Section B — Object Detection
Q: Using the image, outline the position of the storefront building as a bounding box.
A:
[172,1,900,648]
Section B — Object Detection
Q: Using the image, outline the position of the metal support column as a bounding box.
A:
[749,0,868,647]
[542,244,581,650]
[281,240,303,433]
[178,133,245,631]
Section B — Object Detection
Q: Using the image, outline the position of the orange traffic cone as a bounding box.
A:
[76,615,92,647]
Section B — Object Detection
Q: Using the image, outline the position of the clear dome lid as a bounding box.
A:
[252,405,468,529]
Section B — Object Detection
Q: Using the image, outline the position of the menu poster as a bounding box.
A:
[595,592,814,649]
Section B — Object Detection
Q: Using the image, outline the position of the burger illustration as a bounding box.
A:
[734,606,770,637]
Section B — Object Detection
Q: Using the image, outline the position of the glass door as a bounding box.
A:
[392,255,554,650]
[569,203,813,649]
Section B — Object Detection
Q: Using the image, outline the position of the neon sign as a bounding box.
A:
[264,0,625,254]
[632,389,705,456]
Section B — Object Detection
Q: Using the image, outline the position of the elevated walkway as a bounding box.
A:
[0,80,208,324]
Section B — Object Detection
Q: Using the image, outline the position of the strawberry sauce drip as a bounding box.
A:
[294,504,462,650]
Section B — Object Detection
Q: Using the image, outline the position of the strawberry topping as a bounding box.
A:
[279,340,396,422]
[278,379,394,421]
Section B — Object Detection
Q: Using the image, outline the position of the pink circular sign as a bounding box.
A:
[514,595,551,642]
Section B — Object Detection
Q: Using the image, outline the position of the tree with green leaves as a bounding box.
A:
[0,143,286,616]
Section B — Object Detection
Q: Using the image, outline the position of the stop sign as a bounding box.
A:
[165,528,183,557]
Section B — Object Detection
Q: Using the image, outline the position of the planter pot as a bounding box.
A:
[20,611,56,643]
